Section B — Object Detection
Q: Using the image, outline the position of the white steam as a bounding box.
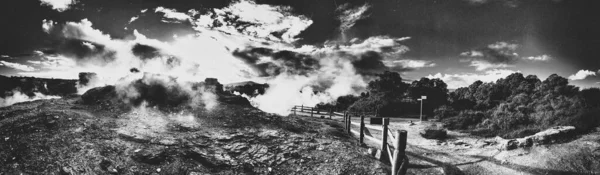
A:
[24,0,415,115]
[0,90,61,107]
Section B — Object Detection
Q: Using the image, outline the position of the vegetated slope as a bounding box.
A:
[0,89,387,174]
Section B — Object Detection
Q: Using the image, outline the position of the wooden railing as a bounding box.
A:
[290,105,339,119]
[344,113,409,175]
[291,105,409,175]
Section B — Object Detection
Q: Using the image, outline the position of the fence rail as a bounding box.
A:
[291,105,409,175]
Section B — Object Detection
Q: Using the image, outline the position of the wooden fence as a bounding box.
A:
[291,105,409,175]
[290,105,339,119]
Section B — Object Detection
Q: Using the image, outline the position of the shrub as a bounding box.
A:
[442,110,486,130]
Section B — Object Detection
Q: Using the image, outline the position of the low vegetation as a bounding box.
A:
[319,71,600,138]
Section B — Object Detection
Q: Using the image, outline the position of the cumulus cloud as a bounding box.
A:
[0,61,36,72]
[62,19,114,45]
[523,54,551,61]
[568,70,596,80]
[155,7,192,23]
[39,0,76,12]
[428,69,518,89]
[469,60,513,71]
[461,41,520,71]
[384,59,436,71]
[191,0,313,43]
[42,19,55,33]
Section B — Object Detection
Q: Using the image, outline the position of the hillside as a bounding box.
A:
[0,86,388,174]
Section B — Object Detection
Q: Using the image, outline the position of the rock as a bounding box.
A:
[498,139,518,150]
[516,137,533,147]
[530,126,576,145]
[367,148,377,157]
[81,86,118,105]
[420,129,447,140]
[131,148,168,165]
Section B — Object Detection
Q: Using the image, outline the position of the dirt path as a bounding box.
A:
[292,113,591,175]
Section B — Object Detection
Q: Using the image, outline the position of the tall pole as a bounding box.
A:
[420,99,423,121]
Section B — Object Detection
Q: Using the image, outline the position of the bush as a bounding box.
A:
[442,110,486,130]
[434,105,457,120]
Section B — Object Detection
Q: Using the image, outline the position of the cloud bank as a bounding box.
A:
[39,0,76,12]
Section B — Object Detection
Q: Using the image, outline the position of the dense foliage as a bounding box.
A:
[319,71,600,138]
[443,73,600,138]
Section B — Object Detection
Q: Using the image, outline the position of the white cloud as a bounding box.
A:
[27,55,76,70]
[303,36,410,58]
[383,59,436,69]
[0,61,36,72]
[469,60,513,71]
[523,55,551,61]
[42,19,55,33]
[155,7,191,22]
[428,69,518,89]
[568,70,596,80]
[129,16,139,23]
[192,0,313,43]
[487,41,519,51]
[337,3,371,33]
[460,41,520,71]
[39,0,76,12]
[62,19,114,45]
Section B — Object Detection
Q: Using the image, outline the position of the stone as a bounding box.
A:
[516,137,533,147]
[530,126,576,145]
[498,139,518,150]
[420,129,447,140]
[131,148,168,165]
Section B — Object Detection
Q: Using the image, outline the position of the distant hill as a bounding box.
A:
[0,75,77,98]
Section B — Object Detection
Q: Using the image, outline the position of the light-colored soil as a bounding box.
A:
[335,115,600,175]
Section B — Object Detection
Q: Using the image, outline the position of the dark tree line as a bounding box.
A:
[317,71,600,138]
[317,71,449,117]
[441,73,600,138]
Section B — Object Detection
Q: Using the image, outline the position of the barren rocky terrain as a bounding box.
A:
[0,96,389,175]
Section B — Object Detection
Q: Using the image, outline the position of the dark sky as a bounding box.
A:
[1,0,599,88]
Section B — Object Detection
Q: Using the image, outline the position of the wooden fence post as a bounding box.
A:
[329,108,333,119]
[293,106,296,116]
[392,130,408,175]
[301,105,304,112]
[380,118,389,162]
[359,115,365,144]
[310,108,314,117]
[347,113,351,134]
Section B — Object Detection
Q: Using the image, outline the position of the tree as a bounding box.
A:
[367,71,409,96]
[407,78,449,114]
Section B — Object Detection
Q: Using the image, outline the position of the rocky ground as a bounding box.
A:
[350,118,600,175]
[0,96,389,175]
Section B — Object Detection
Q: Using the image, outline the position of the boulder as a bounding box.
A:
[498,139,518,150]
[516,137,533,147]
[529,126,576,145]
[420,129,447,140]
[131,148,168,165]
[81,86,118,105]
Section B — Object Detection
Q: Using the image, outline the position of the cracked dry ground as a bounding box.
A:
[0,97,388,175]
